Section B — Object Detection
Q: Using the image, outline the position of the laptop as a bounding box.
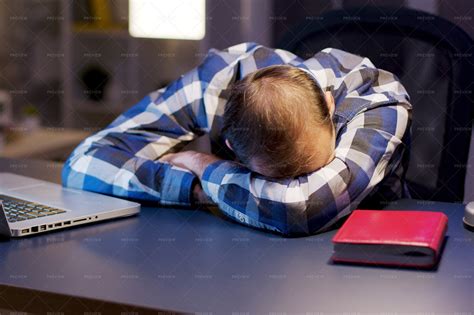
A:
[0,172,141,237]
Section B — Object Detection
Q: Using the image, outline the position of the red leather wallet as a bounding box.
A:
[331,210,448,268]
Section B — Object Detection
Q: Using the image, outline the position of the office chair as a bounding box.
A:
[278,6,474,202]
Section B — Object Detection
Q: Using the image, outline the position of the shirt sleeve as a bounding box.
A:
[61,42,262,206]
[200,102,412,235]
[199,47,412,236]
[61,82,202,206]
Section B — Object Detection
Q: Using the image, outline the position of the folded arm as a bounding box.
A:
[198,102,412,236]
[61,42,264,206]
[62,68,208,206]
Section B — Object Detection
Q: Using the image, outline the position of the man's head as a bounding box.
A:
[222,65,336,178]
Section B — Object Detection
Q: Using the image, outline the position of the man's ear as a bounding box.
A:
[324,91,335,117]
[225,139,234,152]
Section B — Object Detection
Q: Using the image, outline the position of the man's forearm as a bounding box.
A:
[159,150,222,208]
[62,140,197,206]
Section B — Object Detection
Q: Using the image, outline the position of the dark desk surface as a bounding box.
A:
[0,158,473,313]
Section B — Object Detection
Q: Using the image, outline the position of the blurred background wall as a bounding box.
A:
[0,0,471,129]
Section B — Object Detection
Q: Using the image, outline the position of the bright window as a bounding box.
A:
[129,0,206,40]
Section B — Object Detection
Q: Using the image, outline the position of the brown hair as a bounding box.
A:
[222,65,333,178]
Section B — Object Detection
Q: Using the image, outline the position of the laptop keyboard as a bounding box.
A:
[0,194,66,223]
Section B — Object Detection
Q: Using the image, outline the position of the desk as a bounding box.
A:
[1,128,90,160]
[0,158,473,313]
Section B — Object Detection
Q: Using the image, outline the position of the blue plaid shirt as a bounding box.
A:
[62,42,412,236]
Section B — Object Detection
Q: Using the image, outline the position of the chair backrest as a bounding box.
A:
[278,6,474,202]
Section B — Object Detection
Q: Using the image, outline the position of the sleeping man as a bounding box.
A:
[62,42,412,236]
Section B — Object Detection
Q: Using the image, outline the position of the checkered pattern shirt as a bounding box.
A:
[62,42,412,236]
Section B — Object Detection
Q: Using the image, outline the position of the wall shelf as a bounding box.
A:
[60,0,138,129]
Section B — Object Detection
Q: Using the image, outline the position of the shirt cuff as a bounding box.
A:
[160,165,197,207]
[201,160,246,201]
